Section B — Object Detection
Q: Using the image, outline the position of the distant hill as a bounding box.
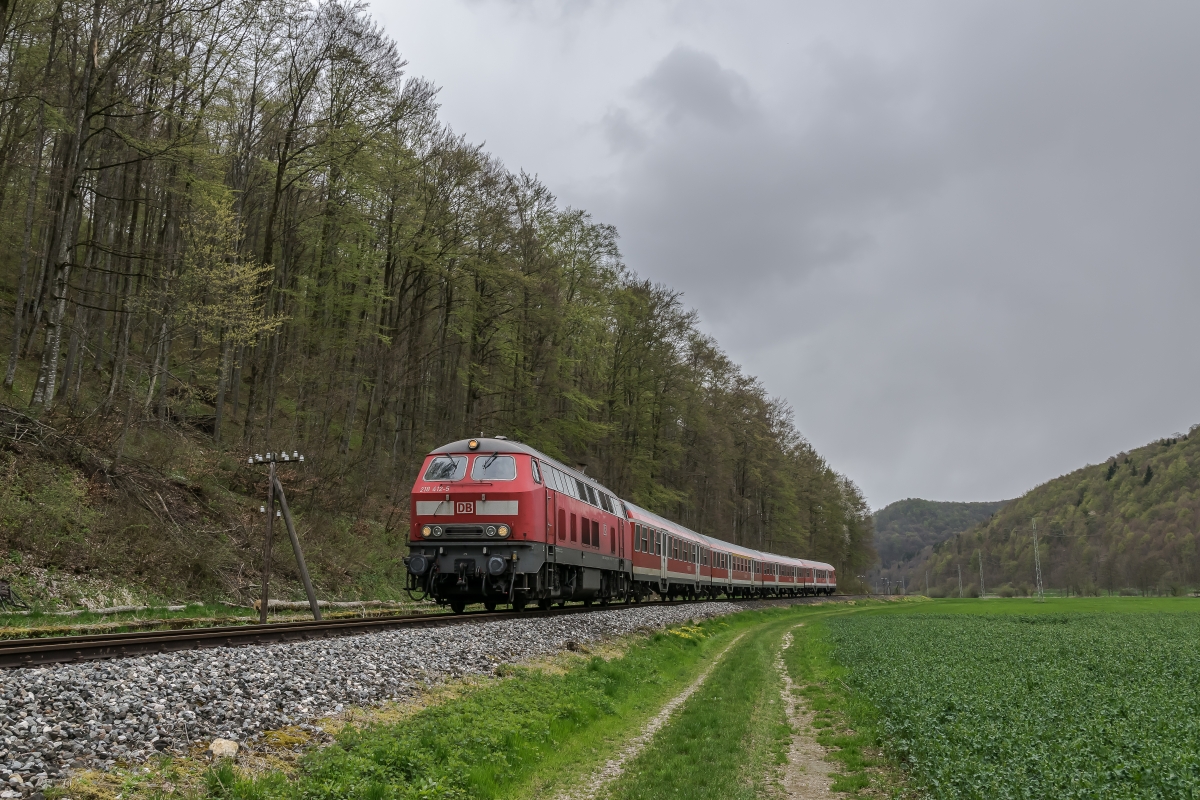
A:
[912,427,1200,596]
[874,499,1008,569]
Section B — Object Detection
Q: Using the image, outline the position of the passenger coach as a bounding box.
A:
[406,437,837,612]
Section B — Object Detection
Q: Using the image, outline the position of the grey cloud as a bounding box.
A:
[634,46,756,127]
[380,0,1200,507]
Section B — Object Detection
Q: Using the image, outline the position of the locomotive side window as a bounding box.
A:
[586,485,599,506]
[571,513,577,542]
[471,454,516,481]
[599,493,613,513]
[558,509,566,540]
[423,455,466,481]
[593,519,600,547]
[531,460,542,483]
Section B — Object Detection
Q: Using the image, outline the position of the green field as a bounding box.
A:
[829,597,1200,799]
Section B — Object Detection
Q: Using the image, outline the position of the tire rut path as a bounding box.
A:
[776,624,837,799]
[558,630,748,800]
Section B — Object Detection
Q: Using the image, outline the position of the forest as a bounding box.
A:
[893,430,1200,597]
[873,498,1007,570]
[0,0,875,600]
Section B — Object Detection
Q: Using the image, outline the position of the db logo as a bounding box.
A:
[455,501,474,514]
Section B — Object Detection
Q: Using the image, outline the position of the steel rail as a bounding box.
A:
[0,594,867,669]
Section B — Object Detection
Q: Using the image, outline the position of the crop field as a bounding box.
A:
[827,602,1200,799]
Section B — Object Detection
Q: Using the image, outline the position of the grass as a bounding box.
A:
[600,614,793,800]
[174,612,763,800]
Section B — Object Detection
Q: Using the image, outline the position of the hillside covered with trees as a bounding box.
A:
[874,498,1007,569]
[0,0,874,603]
[896,429,1200,596]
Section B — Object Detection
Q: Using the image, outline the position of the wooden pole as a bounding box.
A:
[274,475,321,620]
[259,459,275,624]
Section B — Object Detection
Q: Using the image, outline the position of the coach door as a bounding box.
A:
[659,530,668,586]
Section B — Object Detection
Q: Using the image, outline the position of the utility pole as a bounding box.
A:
[977,549,985,597]
[958,565,963,598]
[252,450,320,622]
[1032,519,1045,602]
[925,570,930,596]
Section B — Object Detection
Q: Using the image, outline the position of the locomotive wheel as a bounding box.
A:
[538,597,552,610]
[484,600,497,612]
[582,599,592,607]
[450,599,466,615]
[512,597,527,613]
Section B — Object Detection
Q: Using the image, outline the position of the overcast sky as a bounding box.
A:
[374,0,1200,509]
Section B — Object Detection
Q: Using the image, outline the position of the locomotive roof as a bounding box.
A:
[428,438,624,510]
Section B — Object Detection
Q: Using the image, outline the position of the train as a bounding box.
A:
[405,437,836,613]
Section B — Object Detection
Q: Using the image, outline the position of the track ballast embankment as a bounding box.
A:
[0,594,866,669]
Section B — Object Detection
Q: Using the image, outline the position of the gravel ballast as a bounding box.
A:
[0,601,767,795]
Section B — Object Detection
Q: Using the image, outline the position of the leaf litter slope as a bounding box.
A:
[829,612,1200,799]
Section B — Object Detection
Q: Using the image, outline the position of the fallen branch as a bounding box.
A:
[252,599,409,612]
[4,604,190,617]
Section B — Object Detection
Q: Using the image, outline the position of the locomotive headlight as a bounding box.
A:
[421,525,432,538]
[468,439,479,450]
[485,525,497,537]
[432,525,444,537]
[497,525,510,538]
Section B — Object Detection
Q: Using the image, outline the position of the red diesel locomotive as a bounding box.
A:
[406,437,836,612]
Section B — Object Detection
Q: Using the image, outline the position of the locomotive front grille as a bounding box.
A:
[445,525,486,538]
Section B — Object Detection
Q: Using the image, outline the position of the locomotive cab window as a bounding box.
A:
[424,455,467,481]
[531,460,542,483]
[471,454,516,481]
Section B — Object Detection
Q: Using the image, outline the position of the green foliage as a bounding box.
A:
[874,499,1007,568]
[908,430,1200,596]
[829,610,1200,799]
[0,0,874,594]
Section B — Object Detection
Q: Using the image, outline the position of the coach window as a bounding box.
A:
[423,455,466,481]
[472,454,516,481]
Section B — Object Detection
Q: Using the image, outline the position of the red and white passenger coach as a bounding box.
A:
[406,437,836,612]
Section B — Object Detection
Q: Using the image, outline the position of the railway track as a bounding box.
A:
[0,594,868,669]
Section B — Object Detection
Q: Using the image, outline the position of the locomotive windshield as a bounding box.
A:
[423,455,467,481]
[471,454,517,481]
